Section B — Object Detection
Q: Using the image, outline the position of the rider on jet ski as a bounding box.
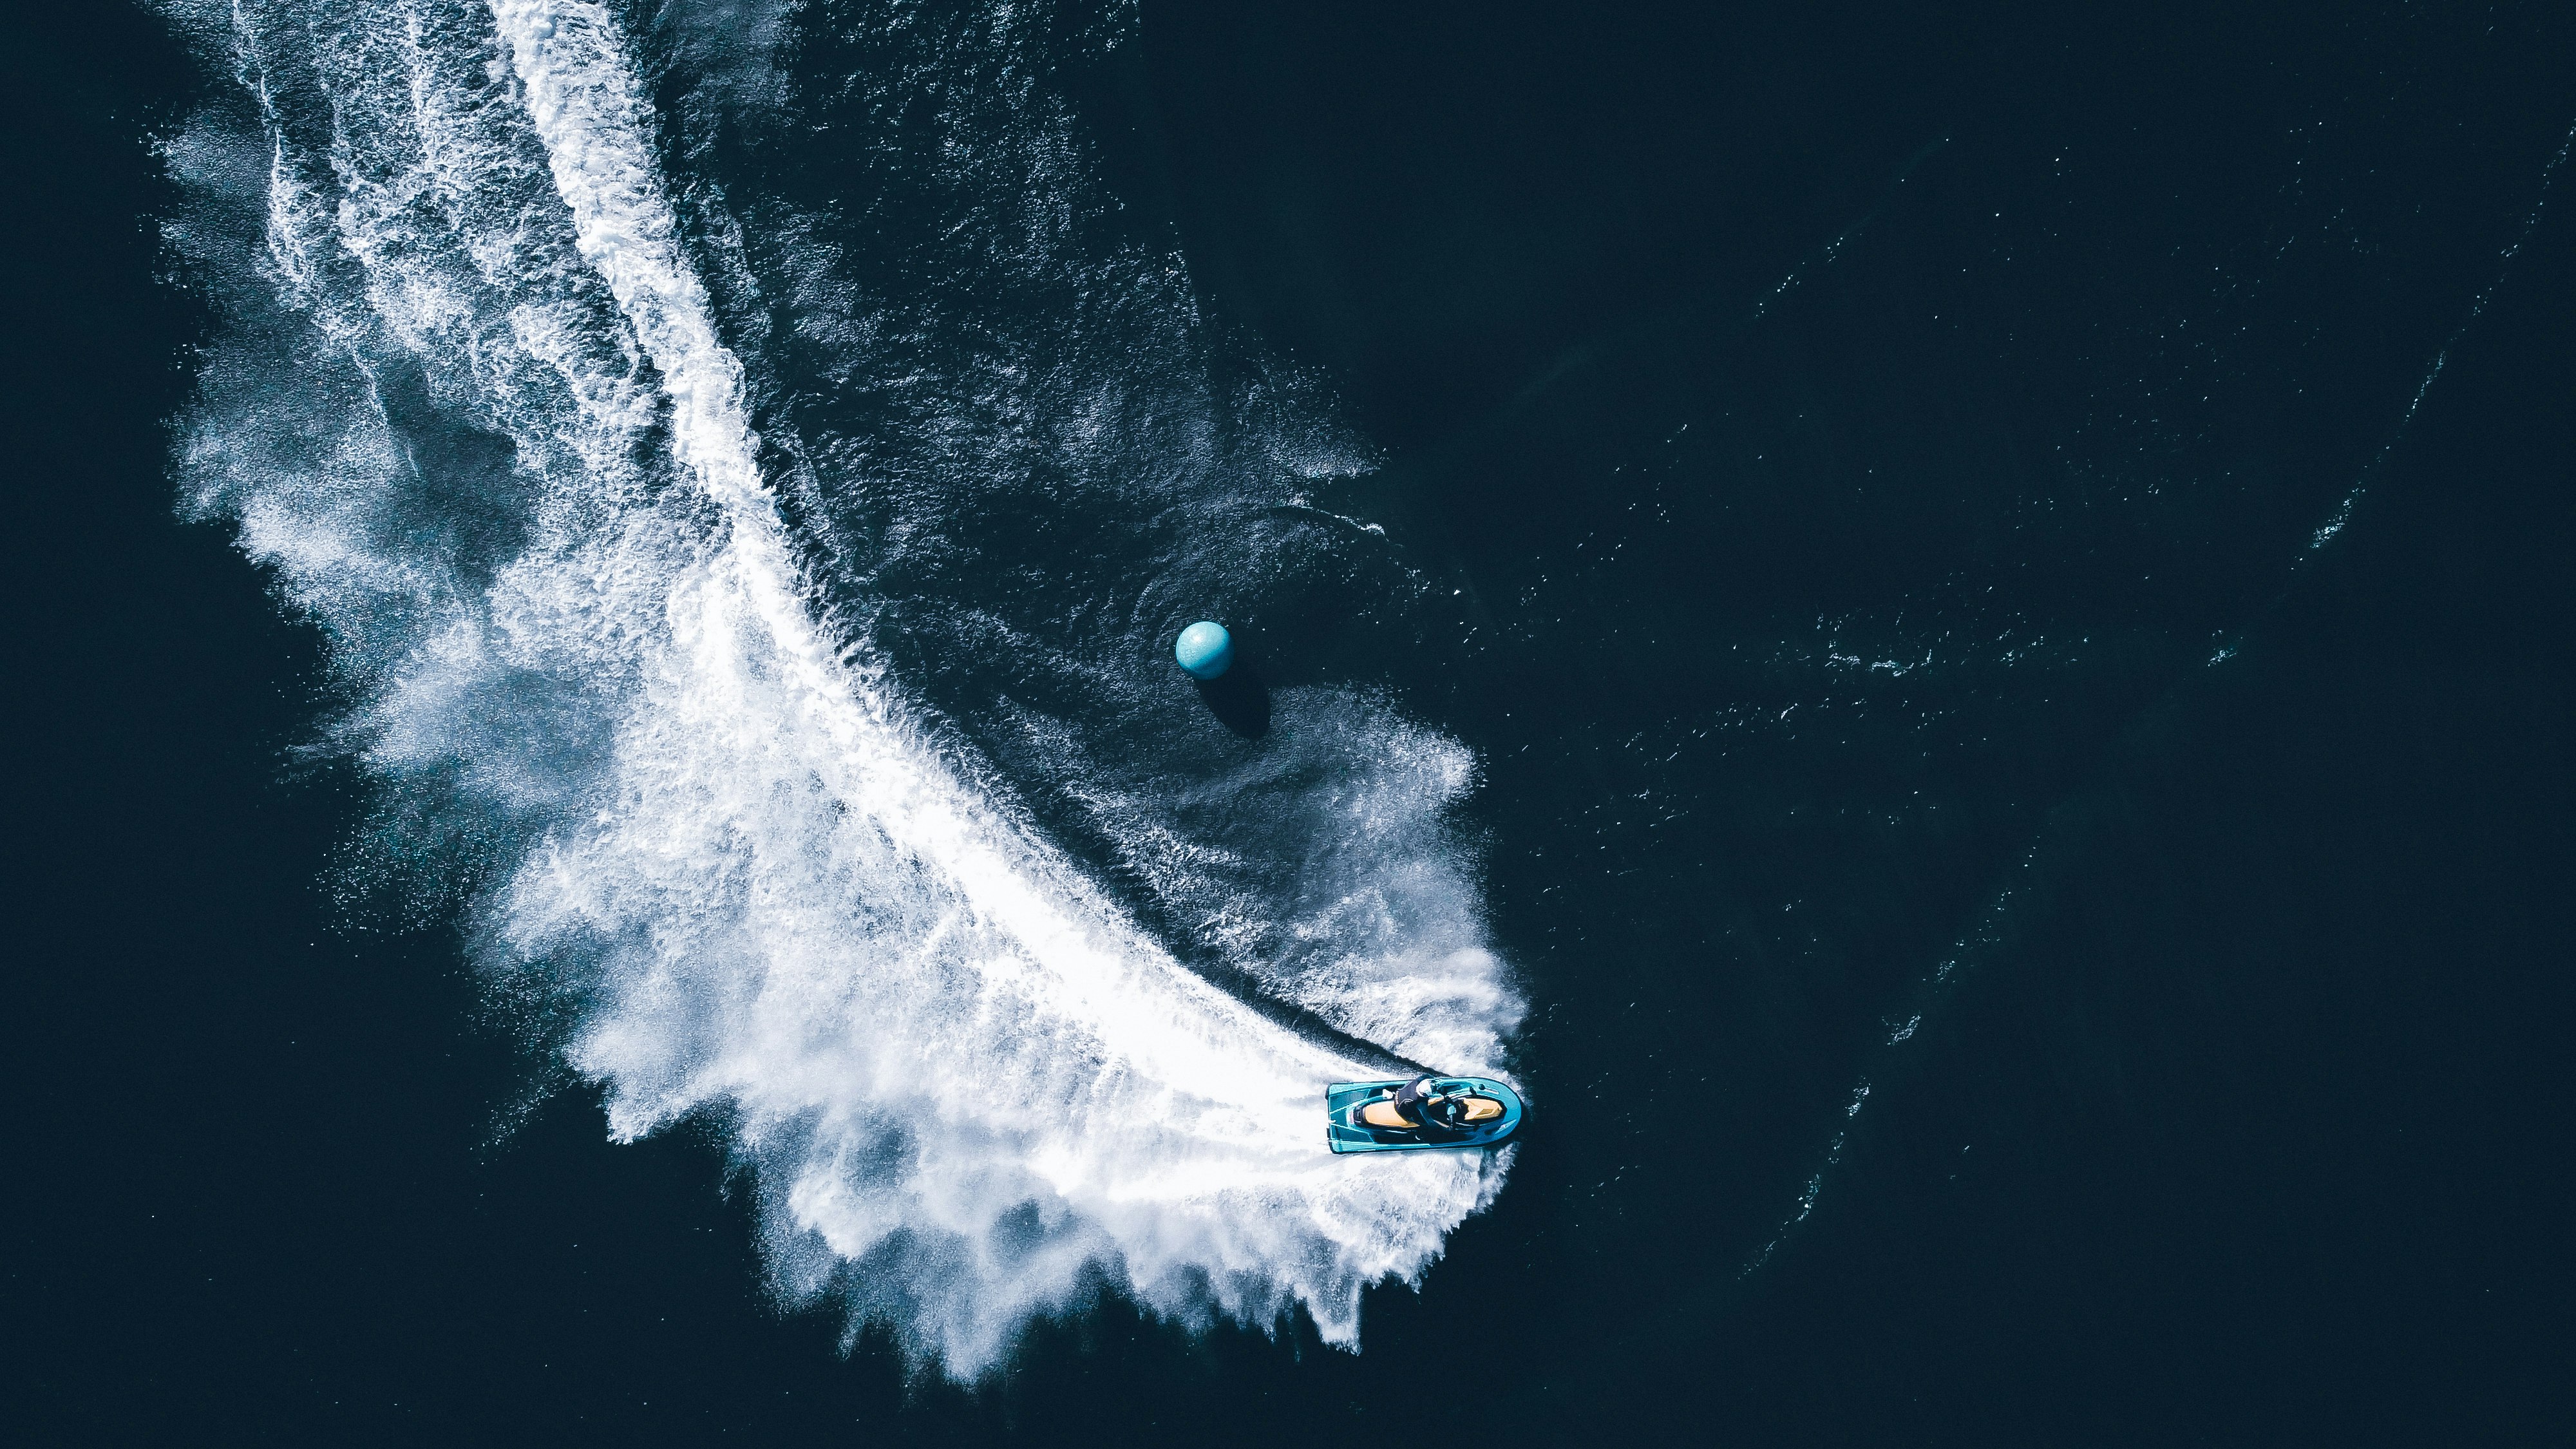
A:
[1358,1075,1509,1135]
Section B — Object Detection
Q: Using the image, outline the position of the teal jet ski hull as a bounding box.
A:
[1325,1077,1524,1153]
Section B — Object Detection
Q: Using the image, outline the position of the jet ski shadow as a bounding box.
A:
[1192,658,1271,739]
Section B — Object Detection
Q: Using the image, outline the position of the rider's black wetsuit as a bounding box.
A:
[1389,1075,1468,1135]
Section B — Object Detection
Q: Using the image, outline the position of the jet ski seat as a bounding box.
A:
[1357,1092,1506,1130]
[1359,1098,1417,1130]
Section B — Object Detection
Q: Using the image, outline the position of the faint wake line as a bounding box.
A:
[2303,117,2575,554]
[1741,114,2576,1278]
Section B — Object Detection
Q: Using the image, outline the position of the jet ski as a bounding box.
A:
[1325,1074,1524,1153]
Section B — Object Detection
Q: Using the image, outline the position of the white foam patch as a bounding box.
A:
[1027,690,1515,1070]
[167,0,1519,1376]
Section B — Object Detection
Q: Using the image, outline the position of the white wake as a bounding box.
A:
[166,0,1518,1374]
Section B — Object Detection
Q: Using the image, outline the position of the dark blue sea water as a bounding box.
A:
[5,3,2570,1443]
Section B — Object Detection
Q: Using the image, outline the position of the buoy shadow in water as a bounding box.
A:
[1193,659,1271,739]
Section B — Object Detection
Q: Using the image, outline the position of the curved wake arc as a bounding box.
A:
[165,0,1520,1377]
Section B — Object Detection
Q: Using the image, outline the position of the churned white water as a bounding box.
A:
[162,0,1519,1375]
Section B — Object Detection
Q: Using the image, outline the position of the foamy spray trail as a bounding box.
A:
[164,0,1517,1374]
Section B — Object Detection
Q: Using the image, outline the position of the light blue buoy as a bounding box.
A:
[1173,620,1235,679]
